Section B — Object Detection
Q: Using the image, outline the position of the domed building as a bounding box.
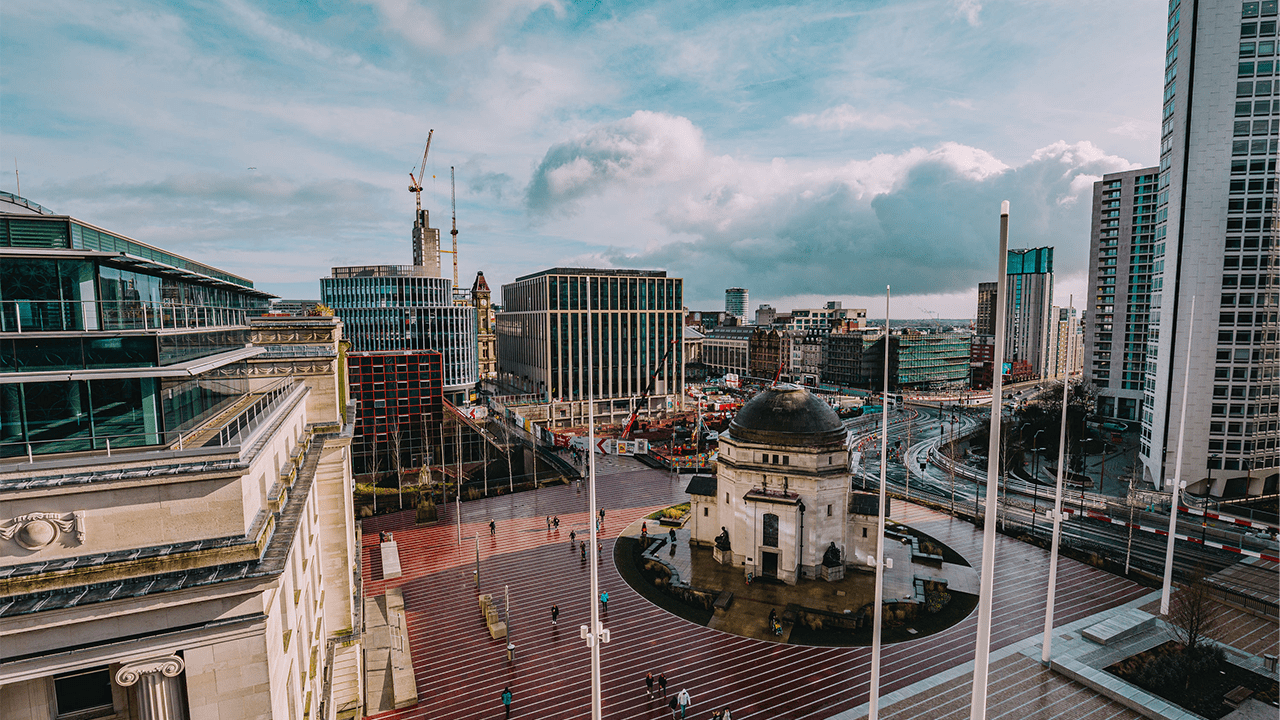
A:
[689,383,876,584]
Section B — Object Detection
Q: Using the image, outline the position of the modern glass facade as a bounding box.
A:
[864,332,972,391]
[1,195,272,459]
[320,267,477,404]
[1004,247,1054,379]
[497,268,684,404]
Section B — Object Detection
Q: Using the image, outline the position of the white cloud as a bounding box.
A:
[357,0,564,52]
[789,104,922,132]
[953,0,982,26]
[527,113,1137,303]
[526,111,707,212]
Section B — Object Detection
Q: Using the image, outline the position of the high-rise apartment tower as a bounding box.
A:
[1085,168,1160,422]
[725,287,748,322]
[1141,0,1279,494]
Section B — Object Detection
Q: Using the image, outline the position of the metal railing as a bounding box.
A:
[213,379,300,448]
[1,298,258,333]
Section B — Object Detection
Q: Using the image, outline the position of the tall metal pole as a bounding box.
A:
[583,278,606,719]
[904,410,911,501]
[1160,295,1195,615]
[969,200,1010,720]
[457,411,462,545]
[1041,295,1073,664]
[869,286,890,720]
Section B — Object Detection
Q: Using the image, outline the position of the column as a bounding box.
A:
[115,655,187,720]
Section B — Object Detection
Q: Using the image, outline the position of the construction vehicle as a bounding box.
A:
[621,340,678,440]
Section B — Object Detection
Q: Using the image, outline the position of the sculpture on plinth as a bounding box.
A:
[715,526,731,552]
[822,541,841,567]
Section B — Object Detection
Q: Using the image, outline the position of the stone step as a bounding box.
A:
[1080,608,1155,645]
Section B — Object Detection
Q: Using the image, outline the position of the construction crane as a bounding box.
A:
[408,129,434,215]
[622,339,679,441]
[916,305,943,333]
[443,166,458,289]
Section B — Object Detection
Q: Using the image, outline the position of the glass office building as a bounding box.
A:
[320,266,477,405]
[496,268,684,426]
[0,193,273,458]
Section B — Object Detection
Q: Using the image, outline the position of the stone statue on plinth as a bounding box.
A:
[822,541,841,567]
[821,541,844,581]
[712,526,733,565]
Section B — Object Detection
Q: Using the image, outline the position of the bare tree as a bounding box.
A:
[389,420,403,510]
[1167,570,1220,651]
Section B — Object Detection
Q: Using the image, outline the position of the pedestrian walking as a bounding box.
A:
[553,516,560,529]
[658,673,668,698]
[580,542,586,561]
[599,590,608,611]
[570,530,576,544]
[547,516,551,531]
[599,507,605,522]
[720,707,732,719]
[490,519,496,536]
[501,686,513,718]
[667,696,679,719]
[551,604,559,625]
[676,688,691,719]
[597,540,603,556]
[668,528,676,544]
[645,672,655,698]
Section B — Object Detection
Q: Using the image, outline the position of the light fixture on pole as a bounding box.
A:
[581,278,608,719]
[1160,296,1196,616]
[969,201,1011,720]
[1041,295,1073,665]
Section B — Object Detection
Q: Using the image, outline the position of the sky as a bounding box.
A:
[1,0,1166,318]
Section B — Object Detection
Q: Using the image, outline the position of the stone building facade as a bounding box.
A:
[689,384,871,584]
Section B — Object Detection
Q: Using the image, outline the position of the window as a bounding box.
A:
[762,513,779,548]
[782,455,789,466]
[54,667,115,719]
[827,504,832,516]
[862,527,868,538]
[703,507,709,517]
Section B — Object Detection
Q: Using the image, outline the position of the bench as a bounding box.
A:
[713,590,734,611]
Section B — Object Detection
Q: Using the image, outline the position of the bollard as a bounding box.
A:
[506,643,516,663]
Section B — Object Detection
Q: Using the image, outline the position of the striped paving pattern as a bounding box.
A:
[877,654,1142,720]
[360,461,1149,720]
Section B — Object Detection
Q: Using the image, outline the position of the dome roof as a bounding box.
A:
[728,383,846,447]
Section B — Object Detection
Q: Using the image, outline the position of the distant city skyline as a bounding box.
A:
[2,1,1166,315]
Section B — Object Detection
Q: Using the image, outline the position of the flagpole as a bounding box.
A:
[583,278,607,719]
[869,285,890,720]
[1160,295,1195,615]
[1041,294,1072,664]
[969,200,1010,720]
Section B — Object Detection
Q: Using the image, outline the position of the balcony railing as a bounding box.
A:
[0,378,301,465]
[1,298,259,333]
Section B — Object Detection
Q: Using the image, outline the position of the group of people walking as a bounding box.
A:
[642,672,723,719]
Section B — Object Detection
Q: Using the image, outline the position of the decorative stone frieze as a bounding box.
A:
[1,511,85,550]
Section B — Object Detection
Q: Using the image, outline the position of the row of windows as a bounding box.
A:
[1241,20,1279,38]
[1242,2,1279,19]
[1232,119,1279,135]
